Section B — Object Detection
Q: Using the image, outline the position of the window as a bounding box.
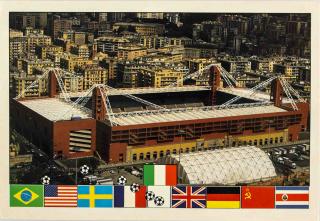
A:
[280,137,284,143]
[186,148,190,153]
[153,151,158,159]
[254,140,257,145]
[139,153,144,160]
[248,140,252,145]
[191,147,196,152]
[172,149,177,154]
[265,138,268,145]
[179,149,183,153]
[146,152,151,160]
[270,138,273,144]
[119,153,124,162]
[275,137,278,144]
[259,139,263,145]
[132,154,137,161]
[160,150,164,158]
[166,150,170,156]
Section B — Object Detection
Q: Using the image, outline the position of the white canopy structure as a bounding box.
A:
[162,146,277,185]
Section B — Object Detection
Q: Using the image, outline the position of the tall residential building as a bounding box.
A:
[249,57,275,73]
[117,46,147,61]
[70,44,90,59]
[60,53,96,72]
[113,22,165,35]
[136,13,164,20]
[96,36,130,54]
[12,75,47,98]
[35,45,63,59]
[49,17,73,39]
[219,57,251,74]
[137,67,184,88]
[78,65,108,90]
[21,58,54,75]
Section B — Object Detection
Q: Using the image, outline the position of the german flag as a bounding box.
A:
[206,187,240,208]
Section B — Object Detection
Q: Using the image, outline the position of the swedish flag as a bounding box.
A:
[78,185,113,208]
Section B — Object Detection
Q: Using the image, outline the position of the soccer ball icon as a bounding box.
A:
[130,183,140,193]
[145,191,155,201]
[117,176,127,185]
[41,175,50,185]
[80,165,90,175]
[154,196,165,206]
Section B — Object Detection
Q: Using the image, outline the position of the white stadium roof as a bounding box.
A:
[19,98,91,122]
[219,87,291,103]
[163,146,277,185]
[65,86,211,98]
[112,103,287,126]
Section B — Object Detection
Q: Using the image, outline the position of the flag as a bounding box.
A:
[171,186,206,208]
[241,186,275,208]
[144,164,177,186]
[147,186,171,208]
[78,185,113,208]
[114,185,147,208]
[206,187,240,209]
[10,185,43,207]
[275,186,309,209]
[44,185,77,207]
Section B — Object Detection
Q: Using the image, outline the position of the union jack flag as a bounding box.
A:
[171,186,206,208]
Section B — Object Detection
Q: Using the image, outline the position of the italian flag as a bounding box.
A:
[143,164,177,186]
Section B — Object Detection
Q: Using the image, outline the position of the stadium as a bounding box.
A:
[10,66,309,163]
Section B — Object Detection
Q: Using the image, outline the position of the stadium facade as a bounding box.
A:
[11,67,309,163]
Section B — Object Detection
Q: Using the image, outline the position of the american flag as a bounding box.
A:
[171,186,206,208]
[44,185,77,207]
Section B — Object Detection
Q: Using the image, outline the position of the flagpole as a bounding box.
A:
[75,158,78,185]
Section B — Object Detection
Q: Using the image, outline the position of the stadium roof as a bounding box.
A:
[163,146,277,185]
[65,86,211,98]
[112,103,287,126]
[19,98,91,122]
[219,87,291,103]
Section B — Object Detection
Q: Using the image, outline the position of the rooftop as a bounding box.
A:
[65,86,211,98]
[111,103,287,126]
[19,98,91,122]
[163,146,276,185]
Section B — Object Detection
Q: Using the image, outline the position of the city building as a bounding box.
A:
[219,56,251,74]
[70,44,90,59]
[250,57,275,73]
[78,65,108,90]
[59,30,87,45]
[136,13,164,20]
[117,46,147,61]
[112,22,165,35]
[96,36,130,54]
[12,75,47,98]
[21,58,54,75]
[273,62,304,77]
[185,58,219,73]
[137,67,184,88]
[35,45,63,59]
[49,17,73,39]
[9,29,24,38]
[60,53,96,72]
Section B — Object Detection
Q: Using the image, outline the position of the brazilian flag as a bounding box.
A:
[10,185,43,207]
